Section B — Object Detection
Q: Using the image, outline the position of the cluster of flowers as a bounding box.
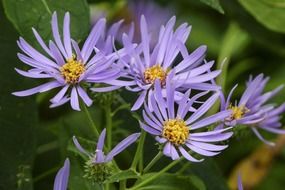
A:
[13,10,285,190]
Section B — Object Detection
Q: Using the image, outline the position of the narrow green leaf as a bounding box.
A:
[239,0,285,33]
[2,0,90,44]
[136,173,206,190]
[105,169,140,183]
[199,0,224,14]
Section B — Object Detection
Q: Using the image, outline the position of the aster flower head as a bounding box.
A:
[13,12,126,111]
[73,129,140,183]
[140,80,233,162]
[73,128,140,164]
[53,158,70,190]
[222,74,285,145]
[121,15,221,110]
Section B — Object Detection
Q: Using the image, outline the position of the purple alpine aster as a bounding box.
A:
[73,128,140,163]
[140,79,233,162]
[53,158,70,190]
[120,15,221,110]
[222,74,285,145]
[13,12,126,111]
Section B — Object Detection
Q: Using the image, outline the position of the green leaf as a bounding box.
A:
[0,4,38,190]
[239,0,285,33]
[136,173,206,190]
[187,159,229,190]
[199,0,224,13]
[2,0,90,45]
[105,169,140,183]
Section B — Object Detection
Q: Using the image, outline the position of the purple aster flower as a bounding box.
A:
[12,12,128,111]
[120,16,221,110]
[73,128,140,163]
[221,74,285,146]
[54,158,70,190]
[140,79,232,161]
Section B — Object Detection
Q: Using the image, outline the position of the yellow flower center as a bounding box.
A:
[162,119,189,146]
[228,105,250,120]
[144,65,167,85]
[60,58,85,84]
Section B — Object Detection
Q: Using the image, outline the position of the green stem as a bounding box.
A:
[143,151,163,173]
[105,105,112,151]
[177,162,190,175]
[129,158,183,190]
[120,180,127,190]
[83,104,100,138]
[131,130,146,170]
[33,166,60,183]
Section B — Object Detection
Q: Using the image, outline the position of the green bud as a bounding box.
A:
[83,159,113,184]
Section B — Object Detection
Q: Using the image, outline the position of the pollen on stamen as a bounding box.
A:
[228,105,250,120]
[144,65,167,85]
[60,57,85,84]
[162,119,189,146]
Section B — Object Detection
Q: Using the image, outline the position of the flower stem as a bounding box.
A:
[129,158,183,190]
[119,180,127,190]
[33,166,60,183]
[131,130,146,170]
[105,105,112,151]
[83,104,100,138]
[143,151,163,173]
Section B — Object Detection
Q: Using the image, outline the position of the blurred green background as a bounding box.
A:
[0,0,285,189]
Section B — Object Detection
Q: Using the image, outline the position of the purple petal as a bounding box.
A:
[105,133,140,162]
[238,173,243,190]
[96,128,106,152]
[53,158,70,190]
[154,80,168,120]
[163,142,172,157]
[15,68,52,78]
[72,136,90,156]
[251,127,275,146]
[82,18,106,62]
[63,12,72,58]
[142,111,162,131]
[131,90,147,111]
[51,12,68,58]
[189,141,228,151]
[190,132,233,142]
[32,28,53,58]
[140,15,150,67]
[91,86,121,92]
[50,96,70,108]
[49,41,65,66]
[186,93,219,125]
[70,87,80,111]
[239,74,263,106]
[178,146,203,162]
[191,110,232,130]
[77,86,92,107]
[175,46,207,73]
[13,81,61,96]
[50,85,70,103]
[259,126,285,134]
[186,143,220,156]
[170,145,180,160]
[139,121,161,135]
